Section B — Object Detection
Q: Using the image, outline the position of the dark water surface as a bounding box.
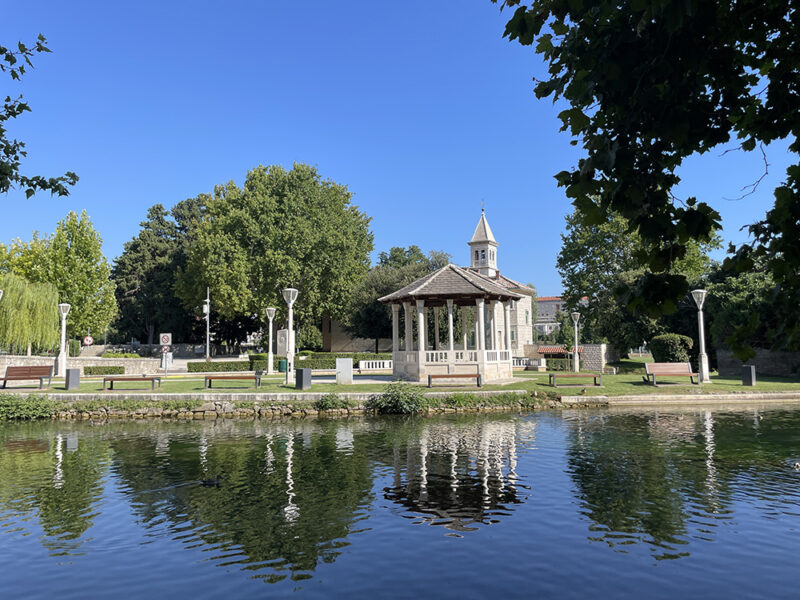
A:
[2,406,800,599]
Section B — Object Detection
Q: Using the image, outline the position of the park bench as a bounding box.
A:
[549,372,603,387]
[205,374,262,389]
[103,376,162,390]
[427,373,482,388]
[643,362,698,386]
[0,365,53,389]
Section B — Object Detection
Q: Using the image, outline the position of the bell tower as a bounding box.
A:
[468,208,498,277]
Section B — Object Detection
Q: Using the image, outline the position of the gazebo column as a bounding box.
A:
[489,300,497,351]
[391,304,400,352]
[434,306,440,350]
[461,306,468,350]
[403,302,413,352]
[503,301,512,353]
[417,300,426,353]
[475,299,485,351]
[447,300,454,352]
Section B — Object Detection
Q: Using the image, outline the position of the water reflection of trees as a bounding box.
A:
[108,420,374,584]
[0,423,110,555]
[378,417,534,532]
[566,408,800,559]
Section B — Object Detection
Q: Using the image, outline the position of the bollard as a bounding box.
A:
[742,365,756,386]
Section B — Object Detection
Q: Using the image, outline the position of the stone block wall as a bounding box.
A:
[0,355,162,375]
[717,348,800,377]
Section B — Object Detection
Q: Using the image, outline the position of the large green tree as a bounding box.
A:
[177,164,373,339]
[112,199,204,344]
[1,35,77,198]
[0,272,59,353]
[345,246,452,352]
[495,0,799,356]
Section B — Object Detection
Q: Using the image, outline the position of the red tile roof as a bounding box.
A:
[537,296,562,302]
[536,345,584,354]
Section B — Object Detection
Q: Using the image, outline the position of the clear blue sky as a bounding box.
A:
[3,1,792,295]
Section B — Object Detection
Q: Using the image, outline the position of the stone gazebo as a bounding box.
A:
[379,264,523,383]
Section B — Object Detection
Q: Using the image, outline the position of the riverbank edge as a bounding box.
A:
[0,390,559,420]
[2,390,800,421]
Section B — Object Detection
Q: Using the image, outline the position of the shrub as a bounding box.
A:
[313,393,349,411]
[367,382,426,414]
[187,360,252,373]
[84,366,125,375]
[101,352,139,359]
[649,334,693,363]
[69,339,82,357]
[247,354,284,370]
[547,358,571,372]
[0,394,53,420]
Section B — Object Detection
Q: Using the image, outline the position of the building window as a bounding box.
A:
[525,309,529,324]
[474,250,479,262]
[481,249,486,261]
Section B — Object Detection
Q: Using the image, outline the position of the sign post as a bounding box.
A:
[83,335,94,346]
[159,333,172,377]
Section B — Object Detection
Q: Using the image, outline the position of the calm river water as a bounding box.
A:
[2,406,800,598]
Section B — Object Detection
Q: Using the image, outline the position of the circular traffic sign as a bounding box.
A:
[160,333,171,345]
[83,335,94,346]
[161,345,170,354]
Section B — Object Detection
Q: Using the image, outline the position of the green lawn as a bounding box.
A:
[4,369,799,397]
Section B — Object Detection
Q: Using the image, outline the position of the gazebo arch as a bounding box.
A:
[378,263,522,383]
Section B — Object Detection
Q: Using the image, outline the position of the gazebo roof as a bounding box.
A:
[378,264,524,306]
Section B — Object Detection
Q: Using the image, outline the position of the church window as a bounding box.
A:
[481,249,486,261]
[475,250,479,262]
[525,309,529,324]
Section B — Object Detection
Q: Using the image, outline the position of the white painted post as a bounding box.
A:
[391,304,400,352]
[433,306,440,351]
[403,302,413,352]
[503,301,512,352]
[461,306,468,350]
[489,301,497,350]
[417,300,426,352]
[447,299,454,352]
[475,299,485,350]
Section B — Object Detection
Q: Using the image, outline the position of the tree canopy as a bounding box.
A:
[176,163,373,336]
[1,35,77,198]
[0,272,58,352]
[495,0,799,355]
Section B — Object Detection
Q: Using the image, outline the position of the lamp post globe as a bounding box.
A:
[56,303,71,378]
[265,307,276,375]
[570,311,581,372]
[282,288,299,385]
[691,289,711,384]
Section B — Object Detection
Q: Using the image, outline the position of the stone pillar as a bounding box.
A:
[503,301,512,352]
[434,306,440,350]
[392,304,400,352]
[417,300,426,352]
[461,306,469,350]
[447,299,454,352]
[489,300,497,350]
[403,302,413,351]
[475,299,485,350]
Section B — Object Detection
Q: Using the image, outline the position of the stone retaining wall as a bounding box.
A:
[717,348,800,377]
[0,354,162,375]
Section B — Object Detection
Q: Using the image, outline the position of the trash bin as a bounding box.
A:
[296,368,312,390]
[65,368,80,391]
[278,359,288,373]
[742,365,756,386]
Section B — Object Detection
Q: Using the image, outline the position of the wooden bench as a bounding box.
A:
[103,376,162,390]
[549,372,603,387]
[643,362,698,386]
[205,374,262,389]
[427,373,482,388]
[0,365,53,389]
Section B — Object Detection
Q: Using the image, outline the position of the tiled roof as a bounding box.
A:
[469,210,497,245]
[537,296,562,302]
[536,345,584,354]
[378,264,523,304]
[465,269,534,295]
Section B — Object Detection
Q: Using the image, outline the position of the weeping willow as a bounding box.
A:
[0,273,60,353]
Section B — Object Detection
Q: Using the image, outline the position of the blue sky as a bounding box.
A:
[3,1,792,295]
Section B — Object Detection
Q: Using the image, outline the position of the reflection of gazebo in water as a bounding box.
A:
[383,419,531,532]
[379,264,523,383]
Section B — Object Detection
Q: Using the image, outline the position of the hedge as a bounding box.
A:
[101,352,139,359]
[649,334,693,363]
[187,360,253,373]
[546,358,572,372]
[84,366,125,376]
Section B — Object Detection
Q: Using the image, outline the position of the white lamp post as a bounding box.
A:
[57,303,71,377]
[282,288,299,385]
[265,307,276,375]
[570,311,581,372]
[0,289,4,302]
[691,289,711,384]
[203,287,211,360]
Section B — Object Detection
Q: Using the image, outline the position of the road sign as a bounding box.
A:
[159,333,172,346]
[83,335,94,346]
[161,345,170,354]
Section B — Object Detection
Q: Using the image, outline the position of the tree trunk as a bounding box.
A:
[27,342,32,356]
[375,338,379,354]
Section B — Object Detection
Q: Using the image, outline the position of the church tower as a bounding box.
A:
[468,208,499,277]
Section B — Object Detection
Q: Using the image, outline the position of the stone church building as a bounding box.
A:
[322,210,536,356]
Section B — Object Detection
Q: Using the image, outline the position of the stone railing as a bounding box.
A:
[455,350,478,362]
[359,360,393,371]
